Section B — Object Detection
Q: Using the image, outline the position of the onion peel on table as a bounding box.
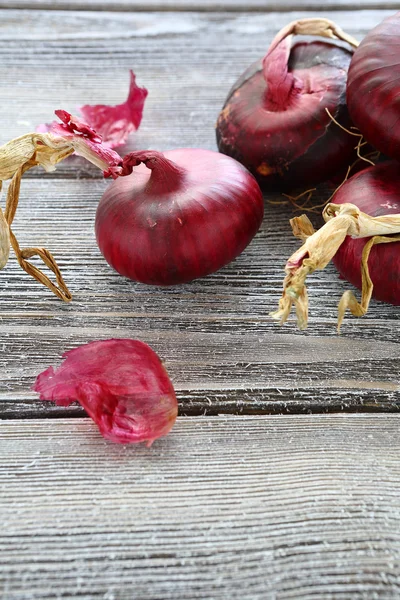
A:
[33,339,178,446]
[37,70,147,149]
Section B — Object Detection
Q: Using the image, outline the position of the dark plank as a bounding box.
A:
[1,415,400,599]
[0,179,398,417]
[1,0,399,11]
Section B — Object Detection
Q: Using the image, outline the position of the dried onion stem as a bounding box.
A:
[0,131,120,301]
[271,202,400,331]
[266,17,359,56]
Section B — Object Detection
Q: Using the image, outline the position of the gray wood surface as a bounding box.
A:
[1,4,400,599]
[1,0,400,11]
[1,414,400,600]
[0,9,393,157]
[0,8,398,418]
[1,179,399,418]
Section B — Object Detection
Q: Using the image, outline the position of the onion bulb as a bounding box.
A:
[347,12,400,162]
[272,162,400,331]
[332,161,400,306]
[216,18,358,191]
[95,149,264,285]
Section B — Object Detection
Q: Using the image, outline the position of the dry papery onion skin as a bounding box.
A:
[33,339,178,446]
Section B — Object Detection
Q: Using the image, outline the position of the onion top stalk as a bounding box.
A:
[0,112,125,301]
[216,18,358,191]
[271,163,400,331]
[95,148,264,286]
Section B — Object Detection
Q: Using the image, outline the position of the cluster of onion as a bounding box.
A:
[335,12,400,307]
[268,13,400,330]
[213,13,400,329]
[98,18,361,287]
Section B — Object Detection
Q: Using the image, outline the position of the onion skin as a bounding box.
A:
[95,148,264,286]
[347,12,400,162]
[216,40,356,191]
[332,161,400,305]
[33,339,178,446]
[37,70,147,150]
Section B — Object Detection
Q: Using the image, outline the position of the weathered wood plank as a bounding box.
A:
[1,0,399,12]
[0,8,392,175]
[1,415,400,599]
[0,178,398,416]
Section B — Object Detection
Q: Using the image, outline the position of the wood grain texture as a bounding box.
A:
[1,0,400,12]
[1,415,400,599]
[0,8,398,419]
[0,179,398,417]
[0,9,393,164]
[1,6,399,597]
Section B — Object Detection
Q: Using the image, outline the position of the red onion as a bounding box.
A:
[216,18,358,191]
[33,339,177,446]
[95,149,264,285]
[347,13,400,161]
[332,161,400,306]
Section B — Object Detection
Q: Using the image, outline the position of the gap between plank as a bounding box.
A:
[2,392,399,420]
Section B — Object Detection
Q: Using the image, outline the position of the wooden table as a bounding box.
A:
[0,1,399,598]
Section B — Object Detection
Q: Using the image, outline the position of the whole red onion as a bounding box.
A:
[347,12,400,162]
[332,161,400,306]
[216,18,358,191]
[95,149,264,285]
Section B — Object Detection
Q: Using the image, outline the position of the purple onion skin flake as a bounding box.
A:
[33,339,178,446]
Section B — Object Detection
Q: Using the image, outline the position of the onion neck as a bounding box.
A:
[271,202,400,332]
[122,150,186,194]
[261,17,358,112]
[262,36,303,111]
